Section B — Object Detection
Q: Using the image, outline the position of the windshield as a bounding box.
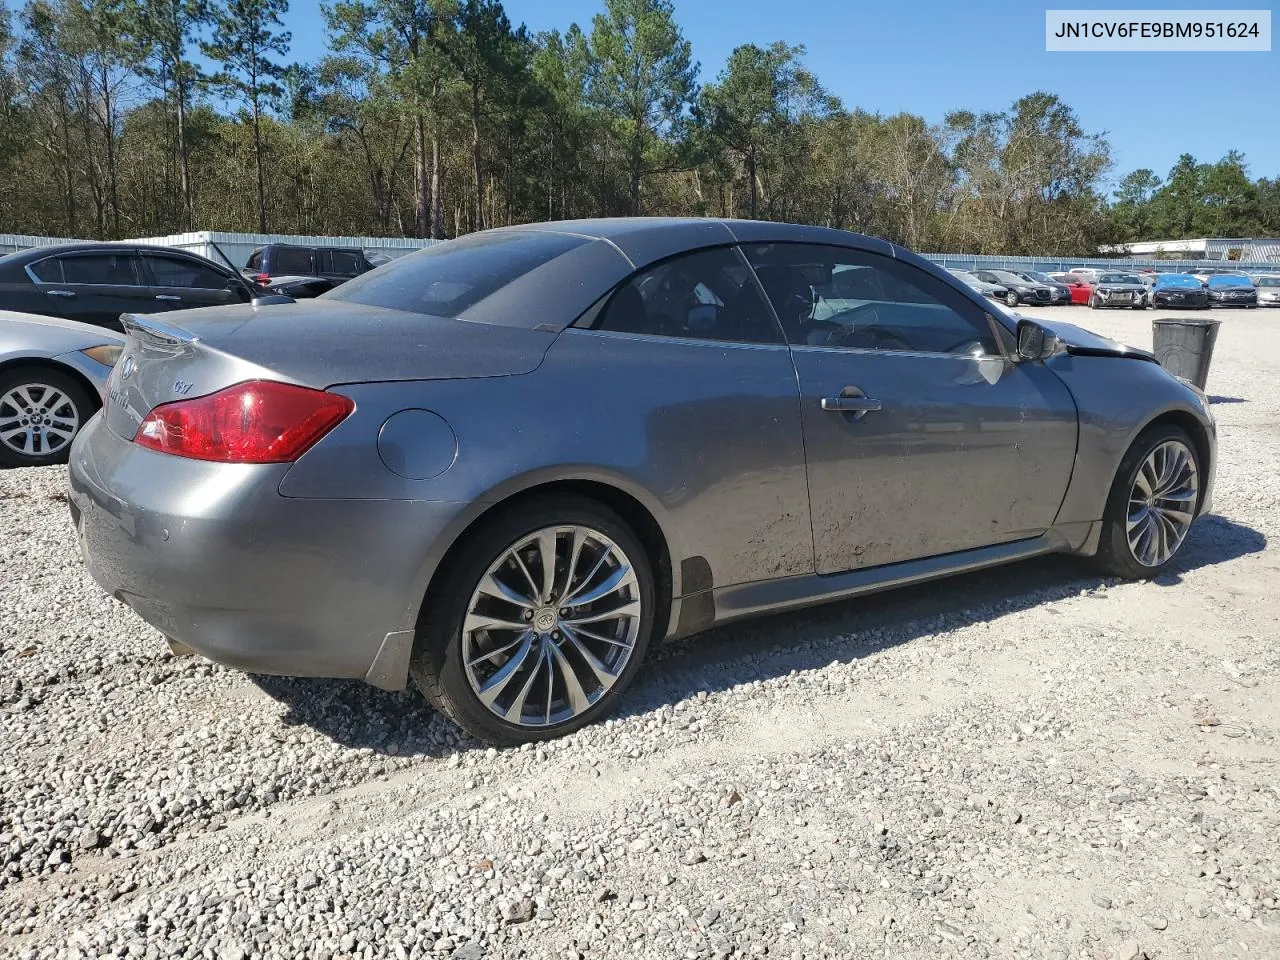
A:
[988,271,1025,283]
[1099,274,1140,284]
[1207,274,1253,288]
[323,230,589,318]
[1021,271,1053,283]
[947,269,979,282]
[1256,277,1280,287]
[1156,274,1203,288]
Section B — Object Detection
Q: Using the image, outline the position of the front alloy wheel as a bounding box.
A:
[411,496,655,745]
[1125,440,1199,567]
[0,370,91,467]
[1094,425,1201,578]
[1004,290,1019,307]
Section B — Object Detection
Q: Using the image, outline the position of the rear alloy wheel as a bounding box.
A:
[0,368,93,468]
[1004,290,1019,307]
[1093,425,1201,578]
[411,496,655,745]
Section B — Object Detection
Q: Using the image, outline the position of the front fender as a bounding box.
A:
[1046,353,1215,528]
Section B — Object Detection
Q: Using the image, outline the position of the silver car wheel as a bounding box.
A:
[462,525,643,728]
[1126,439,1198,567]
[0,382,80,458]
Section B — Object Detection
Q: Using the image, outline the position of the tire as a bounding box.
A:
[0,367,95,468]
[1092,424,1202,579]
[1004,290,1019,307]
[1088,295,1099,309]
[410,495,657,746]
[1131,301,1146,311]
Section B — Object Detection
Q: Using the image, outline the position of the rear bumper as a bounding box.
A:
[67,415,467,688]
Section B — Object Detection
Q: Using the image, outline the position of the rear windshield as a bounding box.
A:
[324,231,588,317]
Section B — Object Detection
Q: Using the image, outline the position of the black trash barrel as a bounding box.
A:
[1151,317,1221,390]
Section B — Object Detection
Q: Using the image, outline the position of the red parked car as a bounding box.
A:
[1048,272,1093,305]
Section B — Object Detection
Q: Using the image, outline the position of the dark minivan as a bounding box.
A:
[243,244,373,295]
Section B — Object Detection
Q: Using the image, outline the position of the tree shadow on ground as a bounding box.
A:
[252,515,1265,755]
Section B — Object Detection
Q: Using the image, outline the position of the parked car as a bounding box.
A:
[69,218,1217,745]
[1006,270,1071,304]
[1205,274,1258,308]
[0,243,261,331]
[1185,267,1249,285]
[972,270,1055,307]
[1047,272,1094,304]
[945,268,1008,299]
[243,245,375,296]
[1089,273,1148,309]
[0,311,121,467]
[1151,273,1210,309]
[1254,275,1280,306]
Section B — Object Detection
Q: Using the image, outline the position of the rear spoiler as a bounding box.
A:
[120,313,196,349]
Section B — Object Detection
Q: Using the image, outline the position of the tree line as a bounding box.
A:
[0,0,1276,254]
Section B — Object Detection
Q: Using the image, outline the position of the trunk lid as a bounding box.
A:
[104,300,557,440]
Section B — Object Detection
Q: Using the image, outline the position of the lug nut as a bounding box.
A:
[522,610,533,620]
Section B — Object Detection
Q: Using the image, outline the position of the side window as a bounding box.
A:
[273,247,314,274]
[593,246,782,345]
[143,254,232,289]
[743,243,998,355]
[330,250,363,277]
[58,253,140,286]
[28,258,63,283]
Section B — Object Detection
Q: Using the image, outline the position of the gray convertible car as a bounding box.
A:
[69,219,1216,744]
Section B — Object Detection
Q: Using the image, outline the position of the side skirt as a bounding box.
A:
[709,525,1094,627]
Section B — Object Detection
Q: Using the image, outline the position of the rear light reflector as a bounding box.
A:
[133,380,354,463]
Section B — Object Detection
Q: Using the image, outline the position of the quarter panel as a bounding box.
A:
[280,328,815,594]
[1047,354,1215,525]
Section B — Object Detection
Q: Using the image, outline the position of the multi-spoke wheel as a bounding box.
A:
[0,369,93,468]
[1094,425,1203,578]
[1125,440,1199,568]
[411,496,655,744]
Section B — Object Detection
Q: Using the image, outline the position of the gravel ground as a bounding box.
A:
[2,306,1278,960]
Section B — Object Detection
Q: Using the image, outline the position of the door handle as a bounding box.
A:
[821,391,883,419]
[46,289,76,298]
[155,294,182,302]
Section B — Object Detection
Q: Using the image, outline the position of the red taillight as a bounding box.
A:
[133,380,354,463]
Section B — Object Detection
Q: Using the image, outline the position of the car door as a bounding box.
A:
[139,252,252,310]
[743,242,1079,574]
[561,244,813,591]
[43,251,152,330]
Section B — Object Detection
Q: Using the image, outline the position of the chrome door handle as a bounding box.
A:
[155,294,182,302]
[46,289,76,298]
[821,396,882,416]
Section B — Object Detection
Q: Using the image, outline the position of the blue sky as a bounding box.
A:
[5,0,1274,189]
[275,0,1278,191]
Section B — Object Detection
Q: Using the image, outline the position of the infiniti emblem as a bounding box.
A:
[120,356,136,380]
[533,609,557,633]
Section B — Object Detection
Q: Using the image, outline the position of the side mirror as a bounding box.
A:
[1016,319,1058,362]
